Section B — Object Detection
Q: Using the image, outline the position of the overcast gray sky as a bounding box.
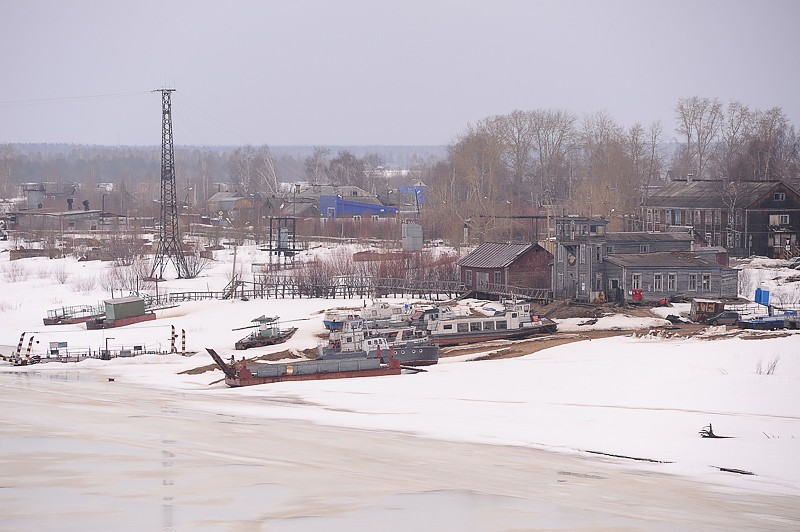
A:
[1,0,798,147]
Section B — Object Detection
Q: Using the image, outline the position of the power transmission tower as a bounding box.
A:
[150,88,189,279]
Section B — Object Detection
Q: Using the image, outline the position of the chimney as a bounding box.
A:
[687,173,693,184]
[82,200,90,211]
[67,198,73,211]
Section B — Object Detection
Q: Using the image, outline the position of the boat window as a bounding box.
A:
[496,320,508,330]
[457,323,469,332]
[511,312,517,318]
[443,324,453,330]
[470,322,481,331]
[483,321,494,330]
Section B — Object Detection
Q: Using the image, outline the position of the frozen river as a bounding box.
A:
[1,370,797,531]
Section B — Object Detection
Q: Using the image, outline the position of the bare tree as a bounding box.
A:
[675,96,723,179]
[304,147,330,183]
[229,145,278,195]
[712,101,752,179]
[746,107,790,180]
[497,110,536,196]
[530,109,576,204]
[328,150,366,188]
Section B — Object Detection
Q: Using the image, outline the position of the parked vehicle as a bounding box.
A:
[706,311,739,326]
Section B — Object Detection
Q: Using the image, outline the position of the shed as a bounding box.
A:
[104,296,146,321]
[458,242,552,295]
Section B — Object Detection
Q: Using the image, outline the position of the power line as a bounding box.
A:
[0,91,151,109]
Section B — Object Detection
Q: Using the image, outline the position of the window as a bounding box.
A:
[595,274,603,291]
[714,210,721,226]
[668,274,676,291]
[595,246,602,261]
[494,271,502,285]
[665,210,672,225]
[693,210,701,225]
[689,274,697,291]
[654,209,661,223]
[654,274,663,291]
[457,323,469,333]
[470,322,481,332]
[632,274,641,289]
[443,324,453,330]
[639,244,650,253]
[646,209,653,223]
[774,192,786,201]
[579,245,586,264]
[496,320,508,330]
[674,210,682,225]
[779,214,790,225]
[606,245,613,254]
[465,269,473,286]
[371,215,379,221]
[352,215,362,222]
[702,274,711,291]
[483,321,495,331]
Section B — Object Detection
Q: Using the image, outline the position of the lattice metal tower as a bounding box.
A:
[150,88,189,279]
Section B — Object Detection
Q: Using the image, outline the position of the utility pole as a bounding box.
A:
[150,88,189,279]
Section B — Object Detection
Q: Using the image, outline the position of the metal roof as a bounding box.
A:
[605,231,693,242]
[646,180,797,209]
[457,242,543,268]
[605,252,722,269]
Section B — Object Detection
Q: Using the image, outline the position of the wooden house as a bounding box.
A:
[457,242,553,299]
[604,252,739,301]
[644,179,800,258]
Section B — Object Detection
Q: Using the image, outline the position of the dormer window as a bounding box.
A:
[774,192,786,201]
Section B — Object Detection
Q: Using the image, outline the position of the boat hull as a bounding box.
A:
[234,327,298,350]
[206,348,401,388]
[318,343,439,366]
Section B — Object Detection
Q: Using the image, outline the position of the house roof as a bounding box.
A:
[646,180,798,209]
[605,252,723,269]
[606,231,693,243]
[299,185,382,205]
[458,242,546,268]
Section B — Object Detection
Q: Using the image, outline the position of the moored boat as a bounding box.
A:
[234,315,298,350]
[320,319,439,366]
[426,300,557,347]
[206,348,401,387]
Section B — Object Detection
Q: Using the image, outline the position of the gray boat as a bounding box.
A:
[319,319,438,366]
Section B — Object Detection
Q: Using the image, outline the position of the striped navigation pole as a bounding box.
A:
[181,329,186,355]
[170,325,177,354]
[14,332,26,357]
[24,336,35,364]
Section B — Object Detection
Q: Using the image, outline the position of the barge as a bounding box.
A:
[206,348,401,387]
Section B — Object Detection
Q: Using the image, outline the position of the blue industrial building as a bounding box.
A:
[320,194,398,219]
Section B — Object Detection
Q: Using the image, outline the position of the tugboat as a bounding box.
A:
[234,316,298,350]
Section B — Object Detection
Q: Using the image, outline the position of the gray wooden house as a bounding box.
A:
[552,215,736,302]
[458,242,552,299]
[604,252,739,301]
[644,179,800,258]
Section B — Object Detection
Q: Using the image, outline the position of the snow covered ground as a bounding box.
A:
[2,239,800,508]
